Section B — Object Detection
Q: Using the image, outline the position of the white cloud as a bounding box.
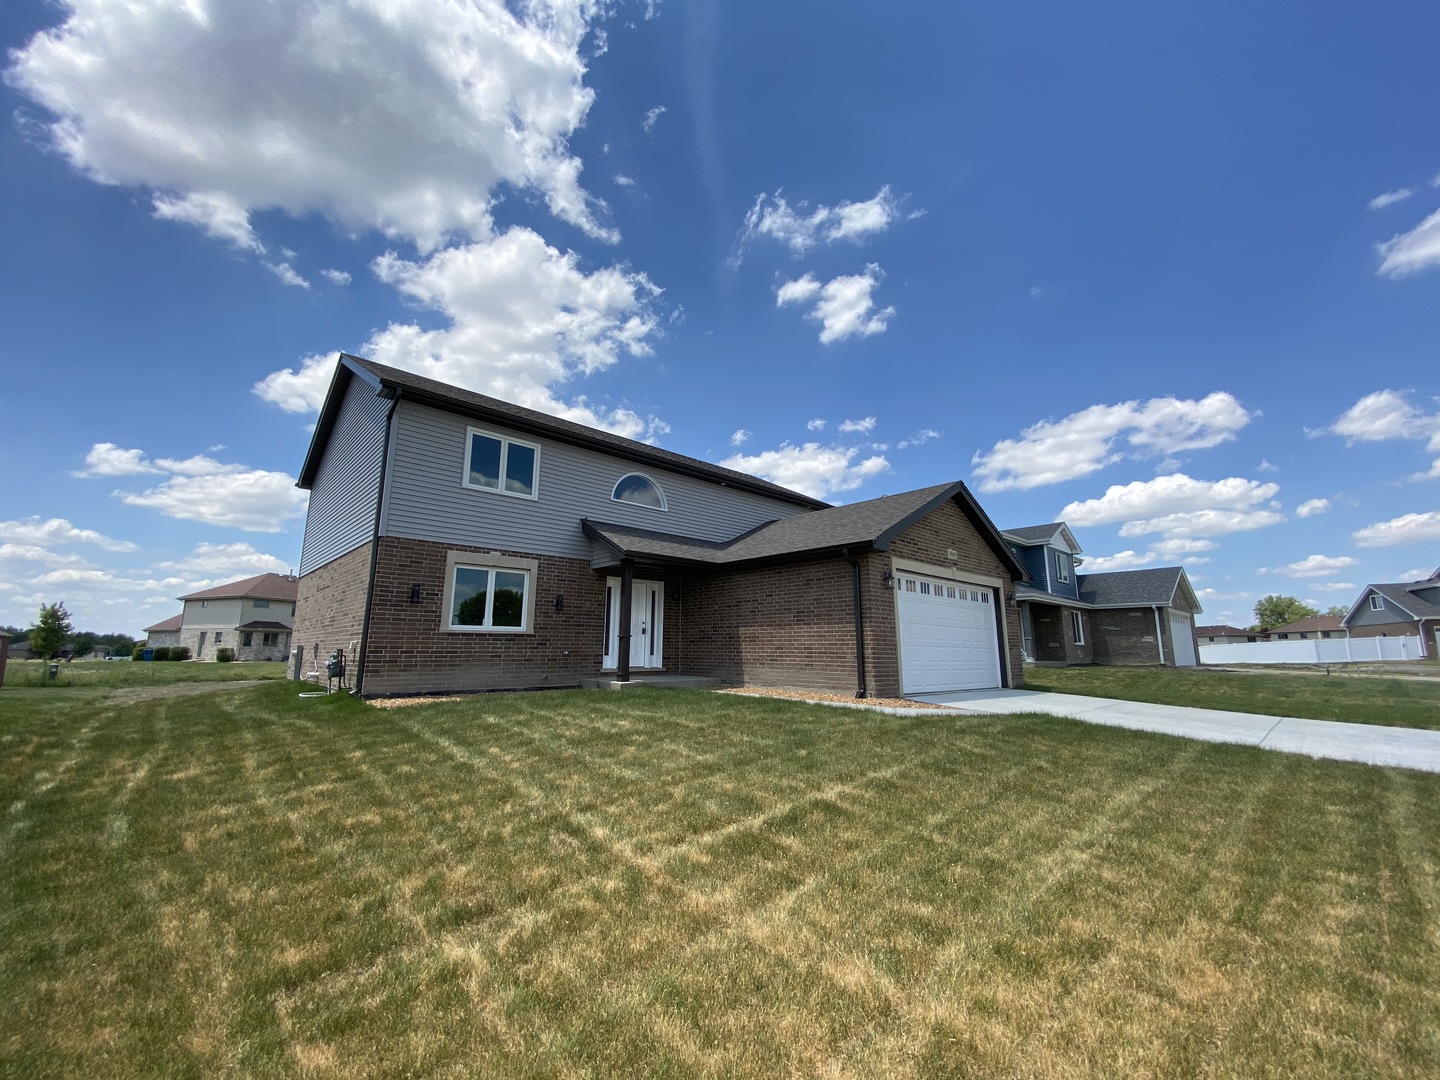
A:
[154,542,292,578]
[1353,510,1440,548]
[897,429,940,450]
[119,469,309,532]
[1411,459,1440,481]
[1377,208,1440,278]
[1151,538,1218,560]
[254,227,665,437]
[266,261,310,289]
[152,454,245,476]
[0,544,89,568]
[737,186,912,257]
[1118,509,1285,541]
[1256,458,1279,473]
[1368,188,1414,210]
[6,0,618,252]
[1296,498,1331,518]
[151,190,265,252]
[321,268,352,286]
[1196,587,1254,603]
[1323,388,1440,448]
[1396,567,1435,582]
[806,418,827,432]
[838,416,877,434]
[775,265,895,344]
[613,174,636,187]
[972,393,1255,492]
[1311,581,1358,592]
[1080,550,1157,572]
[729,429,751,446]
[642,105,666,133]
[1061,473,1280,527]
[0,517,137,553]
[718,443,889,499]
[1257,554,1359,578]
[71,442,163,478]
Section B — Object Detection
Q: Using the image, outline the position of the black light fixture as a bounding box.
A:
[553,593,565,610]
[410,584,421,603]
[881,571,896,590]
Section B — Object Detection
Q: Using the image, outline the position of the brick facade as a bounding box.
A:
[1027,601,1094,666]
[1089,607,1171,665]
[1348,620,1439,659]
[292,541,373,680]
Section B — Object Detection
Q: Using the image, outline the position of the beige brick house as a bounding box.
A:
[291,355,1028,698]
[144,573,298,660]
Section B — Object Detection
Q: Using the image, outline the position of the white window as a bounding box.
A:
[262,632,281,647]
[442,552,538,633]
[612,473,667,510]
[1071,610,1085,645]
[254,599,270,609]
[1370,594,1384,611]
[241,632,253,647]
[1055,552,1070,583]
[464,427,539,499]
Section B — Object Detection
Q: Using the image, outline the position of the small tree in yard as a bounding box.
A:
[28,603,74,660]
[1253,594,1319,631]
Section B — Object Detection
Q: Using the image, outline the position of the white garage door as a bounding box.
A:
[1170,613,1196,667]
[896,573,1002,694]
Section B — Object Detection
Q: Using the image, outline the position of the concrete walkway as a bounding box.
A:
[911,688,1440,773]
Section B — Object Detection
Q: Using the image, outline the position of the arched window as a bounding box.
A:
[612,473,667,510]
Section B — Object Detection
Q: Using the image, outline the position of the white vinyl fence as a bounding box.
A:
[1199,636,1424,665]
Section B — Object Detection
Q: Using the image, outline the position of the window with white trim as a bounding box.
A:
[1071,610,1085,645]
[464,427,539,499]
[443,552,537,633]
[612,473,667,510]
[253,599,270,609]
[1055,551,1070,583]
[1369,594,1384,611]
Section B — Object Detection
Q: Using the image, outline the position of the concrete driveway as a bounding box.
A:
[912,688,1440,773]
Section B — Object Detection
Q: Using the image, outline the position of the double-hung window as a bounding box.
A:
[443,552,538,633]
[1369,594,1384,611]
[1055,552,1070,584]
[464,427,539,499]
[1070,610,1085,645]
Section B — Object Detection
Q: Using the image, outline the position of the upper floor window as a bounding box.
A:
[465,427,539,499]
[253,599,270,609]
[612,473,667,510]
[1054,551,1070,584]
[1369,594,1384,611]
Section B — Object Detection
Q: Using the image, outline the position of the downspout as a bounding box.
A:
[1153,606,1166,665]
[353,389,400,696]
[617,558,634,682]
[844,548,869,699]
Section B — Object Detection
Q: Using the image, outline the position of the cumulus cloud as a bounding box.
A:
[1377,209,1440,278]
[897,428,940,450]
[1353,510,1440,548]
[806,418,827,432]
[266,261,310,289]
[775,265,895,344]
[1311,581,1358,592]
[120,469,309,532]
[1060,474,1280,528]
[718,443,889,499]
[1368,188,1414,210]
[71,442,164,478]
[1396,567,1435,582]
[1321,388,1440,447]
[1079,550,1157,572]
[321,268,352,286]
[154,542,292,578]
[0,517,137,553]
[737,186,913,258]
[613,174,636,187]
[1083,538,1216,573]
[1296,498,1331,518]
[5,0,618,252]
[1118,509,1284,541]
[254,227,665,436]
[1257,554,1359,578]
[0,544,90,568]
[729,429,751,446]
[972,393,1255,492]
[838,416,877,434]
[642,105,666,132]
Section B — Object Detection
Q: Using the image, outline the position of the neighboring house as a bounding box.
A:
[1269,615,1346,640]
[1005,522,1203,667]
[144,573,299,660]
[292,355,1029,698]
[1196,624,1262,645]
[1343,569,1440,659]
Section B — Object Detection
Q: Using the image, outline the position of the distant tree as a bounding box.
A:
[0,624,25,639]
[1253,595,1319,631]
[70,631,98,659]
[1324,605,1349,619]
[28,603,74,661]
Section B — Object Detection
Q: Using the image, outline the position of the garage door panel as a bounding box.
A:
[897,574,1002,694]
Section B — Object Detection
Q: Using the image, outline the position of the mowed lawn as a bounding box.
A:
[1023,663,1440,731]
[2,683,1438,1078]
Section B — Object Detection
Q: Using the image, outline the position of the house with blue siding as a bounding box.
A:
[1003,523,1202,667]
[291,355,1027,698]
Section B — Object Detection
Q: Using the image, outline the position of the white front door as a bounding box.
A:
[603,577,665,670]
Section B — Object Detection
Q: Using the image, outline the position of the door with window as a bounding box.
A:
[603,578,665,670]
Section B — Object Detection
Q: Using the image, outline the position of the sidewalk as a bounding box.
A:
[910,688,1440,773]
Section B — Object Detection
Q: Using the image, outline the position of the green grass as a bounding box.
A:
[2,684,1438,1078]
[2,657,285,690]
[1023,663,1440,730]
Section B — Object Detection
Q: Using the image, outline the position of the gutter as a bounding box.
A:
[353,388,400,696]
[844,548,869,699]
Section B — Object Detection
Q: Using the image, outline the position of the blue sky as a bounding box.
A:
[2,0,1439,636]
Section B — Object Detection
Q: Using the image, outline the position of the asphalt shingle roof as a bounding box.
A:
[179,573,299,603]
[1270,615,1345,635]
[1370,583,1440,619]
[1002,523,1066,544]
[237,620,293,631]
[1077,566,1194,609]
[143,613,183,633]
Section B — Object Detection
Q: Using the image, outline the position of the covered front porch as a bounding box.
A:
[1018,596,1092,666]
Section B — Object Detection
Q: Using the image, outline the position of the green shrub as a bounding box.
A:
[132,643,147,661]
[152,646,171,662]
[215,647,234,663]
[169,646,190,662]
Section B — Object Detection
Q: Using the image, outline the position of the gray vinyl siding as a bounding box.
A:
[383,401,810,558]
[1348,591,1414,627]
[298,378,392,576]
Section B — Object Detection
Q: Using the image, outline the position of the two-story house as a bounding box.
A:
[1343,569,1440,658]
[1004,522,1202,667]
[144,573,298,660]
[292,355,1028,698]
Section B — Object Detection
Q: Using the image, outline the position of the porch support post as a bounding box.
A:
[617,558,634,683]
[844,548,869,699]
